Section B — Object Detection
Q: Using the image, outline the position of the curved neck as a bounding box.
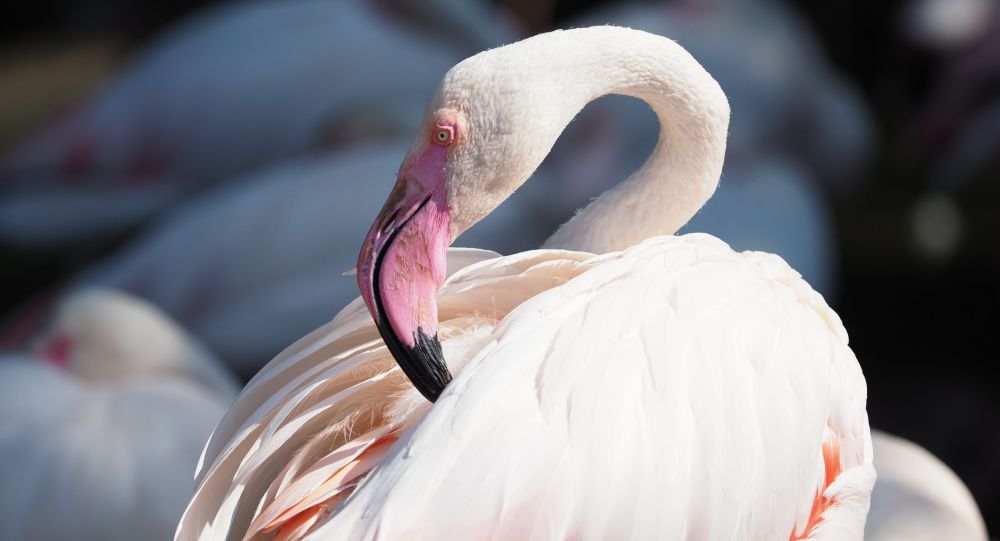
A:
[529,29,730,253]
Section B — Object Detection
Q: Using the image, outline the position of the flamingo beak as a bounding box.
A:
[358,148,452,402]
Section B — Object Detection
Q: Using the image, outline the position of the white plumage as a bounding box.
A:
[0,0,465,247]
[179,238,873,540]
[0,288,238,541]
[177,26,874,540]
[867,431,988,541]
[3,0,459,182]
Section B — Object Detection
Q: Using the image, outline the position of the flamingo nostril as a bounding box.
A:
[382,213,398,234]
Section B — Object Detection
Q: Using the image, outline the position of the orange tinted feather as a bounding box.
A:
[263,431,401,540]
[790,432,842,540]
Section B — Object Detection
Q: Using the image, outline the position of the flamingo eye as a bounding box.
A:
[433,126,454,146]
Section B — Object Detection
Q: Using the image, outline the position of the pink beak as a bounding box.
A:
[357,144,452,402]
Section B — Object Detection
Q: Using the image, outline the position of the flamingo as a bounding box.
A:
[0,0,472,248]
[867,431,988,540]
[0,288,239,541]
[902,8,1000,192]
[64,141,554,376]
[901,0,995,49]
[176,27,874,540]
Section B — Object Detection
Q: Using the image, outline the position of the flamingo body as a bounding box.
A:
[180,237,873,540]
[0,289,238,541]
[866,431,988,540]
[0,0,462,247]
[177,26,874,540]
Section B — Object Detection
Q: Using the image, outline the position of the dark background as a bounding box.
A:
[1,0,997,533]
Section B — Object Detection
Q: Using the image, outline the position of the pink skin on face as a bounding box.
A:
[358,118,457,347]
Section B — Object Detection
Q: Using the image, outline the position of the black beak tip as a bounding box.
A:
[370,197,451,403]
[409,329,451,402]
[377,320,452,402]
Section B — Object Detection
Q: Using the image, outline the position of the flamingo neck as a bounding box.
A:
[535,31,730,253]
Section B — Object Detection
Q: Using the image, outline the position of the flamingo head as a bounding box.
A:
[34,332,74,369]
[358,33,603,402]
[358,109,461,403]
[31,288,143,380]
[30,288,204,385]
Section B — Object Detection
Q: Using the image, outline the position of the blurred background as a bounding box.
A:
[0,0,997,538]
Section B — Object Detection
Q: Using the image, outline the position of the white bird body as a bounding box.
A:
[0,289,239,541]
[178,26,873,540]
[0,182,182,247]
[3,0,460,183]
[866,431,988,541]
[0,0,464,247]
[181,237,873,540]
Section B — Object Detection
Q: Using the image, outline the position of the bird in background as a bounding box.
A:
[899,0,1000,191]
[894,0,999,263]
[578,0,876,192]
[0,0,511,249]
[866,430,988,540]
[0,288,239,541]
[542,0,876,296]
[177,27,875,541]
[900,0,995,50]
[67,141,555,377]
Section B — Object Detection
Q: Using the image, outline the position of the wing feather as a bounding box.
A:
[309,235,872,540]
[178,235,872,541]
